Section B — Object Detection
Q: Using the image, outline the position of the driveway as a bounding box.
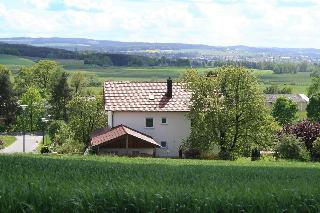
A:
[0,134,42,153]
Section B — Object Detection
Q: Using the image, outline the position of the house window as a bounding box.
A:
[161,141,167,148]
[145,118,154,128]
[161,117,167,125]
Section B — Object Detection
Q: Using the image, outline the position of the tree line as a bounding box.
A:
[0,42,191,67]
[210,60,320,74]
[0,60,106,153]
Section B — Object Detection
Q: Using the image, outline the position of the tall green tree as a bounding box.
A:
[0,65,17,126]
[272,97,298,125]
[68,95,106,148]
[49,72,72,121]
[20,86,45,132]
[183,66,278,159]
[307,94,320,122]
[15,67,34,95]
[33,60,61,92]
[15,60,61,96]
[308,77,320,97]
[71,72,86,94]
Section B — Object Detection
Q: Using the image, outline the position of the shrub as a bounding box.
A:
[275,135,310,161]
[218,149,237,161]
[311,138,320,161]
[280,120,320,151]
[40,145,50,154]
[251,148,261,161]
[53,124,74,146]
[48,120,67,142]
[55,138,85,154]
[184,149,201,159]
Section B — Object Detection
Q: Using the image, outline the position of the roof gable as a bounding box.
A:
[104,81,191,112]
[91,124,160,147]
[264,94,309,103]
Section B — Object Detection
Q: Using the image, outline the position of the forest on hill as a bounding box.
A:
[0,42,190,67]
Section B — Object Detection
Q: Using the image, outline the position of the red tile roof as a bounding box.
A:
[104,81,191,112]
[91,124,160,147]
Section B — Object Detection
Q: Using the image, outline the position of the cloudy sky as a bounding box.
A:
[0,0,319,48]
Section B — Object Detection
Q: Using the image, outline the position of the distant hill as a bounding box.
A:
[0,37,320,56]
[0,42,190,67]
[0,37,213,51]
[2,37,320,62]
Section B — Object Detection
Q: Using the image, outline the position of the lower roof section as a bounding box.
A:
[90,124,160,148]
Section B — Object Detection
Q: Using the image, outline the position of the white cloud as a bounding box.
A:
[23,0,53,10]
[63,0,112,11]
[1,0,320,48]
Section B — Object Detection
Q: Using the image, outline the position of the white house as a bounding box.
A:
[91,78,192,157]
[264,94,309,111]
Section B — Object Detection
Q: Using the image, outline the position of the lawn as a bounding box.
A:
[1,154,320,212]
[0,135,16,148]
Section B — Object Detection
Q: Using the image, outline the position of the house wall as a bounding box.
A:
[112,111,191,157]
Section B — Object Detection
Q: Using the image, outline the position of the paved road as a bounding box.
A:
[0,134,42,153]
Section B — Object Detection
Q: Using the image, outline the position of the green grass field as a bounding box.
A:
[0,55,312,94]
[0,155,320,212]
[0,135,16,148]
[0,54,35,66]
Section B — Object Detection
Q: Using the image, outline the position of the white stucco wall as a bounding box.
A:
[112,111,191,157]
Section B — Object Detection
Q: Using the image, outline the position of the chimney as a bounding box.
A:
[166,77,172,98]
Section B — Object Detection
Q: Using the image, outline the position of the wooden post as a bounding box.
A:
[125,134,129,155]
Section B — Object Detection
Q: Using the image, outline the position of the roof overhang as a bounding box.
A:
[91,125,161,148]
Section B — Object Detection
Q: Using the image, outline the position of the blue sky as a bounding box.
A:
[0,0,319,48]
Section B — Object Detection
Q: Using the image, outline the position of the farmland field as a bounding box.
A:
[0,54,34,66]
[0,55,312,93]
[1,154,320,212]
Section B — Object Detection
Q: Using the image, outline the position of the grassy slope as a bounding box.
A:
[0,135,16,148]
[0,155,320,212]
[0,54,34,66]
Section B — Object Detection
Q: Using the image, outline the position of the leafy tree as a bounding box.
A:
[15,60,61,96]
[272,97,298,125]
[308,77,320,97]
[49,72,72,121]
[0,65,17,125]
[20,86,45,132]
[306,94,320,122]
[15,67,34,95]
[32,60,61,93]
[0,65,18,126]
[48,120,68,143]
[68,95,106,148]
[182,66,278,160]
[71,72,86,94]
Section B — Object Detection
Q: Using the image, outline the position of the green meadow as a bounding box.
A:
[0,154,320,212]
[0,54,35,66]
[0,54,312,94]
